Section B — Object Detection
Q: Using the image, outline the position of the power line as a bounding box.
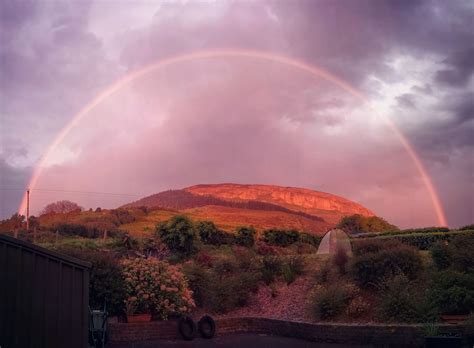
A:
[0,187,140,197]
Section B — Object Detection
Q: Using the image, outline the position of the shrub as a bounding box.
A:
[110,209,136,225]
[55,247,126,316]
[430,234,474,271]
[333,247,349,275]
[208,271,260,312]
[282,256,305,284]
[235,226,256,247]
[55,223,95,238]
[122,258,195,319]
[183,257,260,313]
[260,255,283,284]
[295,242,316,254]
[378,275,423,323]
[157,216,196,256]
[195,251,214,267]
[311,282,357,320]
[197,221,231,245]
[430,241,451,270]
[337,214,398,234]
[352,238,401,256]
[346,297,369,318]
[428,270,474,315]
[377,274,439,323]
[256,242,277,255]
[263,229,300,246]
[181,262,215,308]
[232,246,258,271]
[89,253,126,316]
[449,234,474,272]
[354,231,474,250]
[300,232,321,246]
[349,240,422,288]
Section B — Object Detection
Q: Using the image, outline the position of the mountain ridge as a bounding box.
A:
[123,183,373,232]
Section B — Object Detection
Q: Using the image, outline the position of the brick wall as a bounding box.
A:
[109,317,466,347]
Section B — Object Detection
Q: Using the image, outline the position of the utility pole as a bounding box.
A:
[26,188,30,230]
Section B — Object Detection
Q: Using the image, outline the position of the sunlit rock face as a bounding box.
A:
[186,183,374,223]
[125,183,374,234]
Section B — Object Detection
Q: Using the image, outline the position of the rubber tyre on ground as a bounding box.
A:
[178,316,196,341]
[198,315,216,339]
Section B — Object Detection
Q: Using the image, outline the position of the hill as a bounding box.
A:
[123,183,374,234]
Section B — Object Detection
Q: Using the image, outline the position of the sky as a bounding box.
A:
[0,0,473,228]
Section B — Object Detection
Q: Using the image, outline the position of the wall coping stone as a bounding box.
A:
[108,317,466,348]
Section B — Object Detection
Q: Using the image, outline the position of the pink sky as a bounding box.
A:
[1,1,473,228]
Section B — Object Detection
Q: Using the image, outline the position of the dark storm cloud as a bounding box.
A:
[0,158,32,217]
[435,48,474,87]
[413,93,474,158]
[397,94,417,109]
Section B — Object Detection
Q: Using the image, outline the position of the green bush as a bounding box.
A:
[183,256,260,313]
[333,247,349,275]
[315,260,338,284]
[377,274,438,323]
[55,247,126,316]
[349,240,422,288]
[430,234,474,271]
[337,214,398,234]
[346,297,370,318]
[182,262,215,308]
[156,215,196,256]
[354,231,473,250]
[263,229,300,246]
[352,239,402,255]
[428,270,474,315]
[282,256,305,284]
[430,241,451,270]
[260,255,283,284]
[110,209,136,225]
[311,282,357,320]
[55,223,95,238]
[235,226,256,247]
[196,221,232,245]
[300,232,321,246]
[449,234,474,272]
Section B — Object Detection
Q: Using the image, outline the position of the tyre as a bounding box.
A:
[198,315,216,339]
[178,316,196,341]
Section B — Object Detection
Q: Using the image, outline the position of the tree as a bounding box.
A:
[0,213,25,232]
[196,220,229,245]
[235,226,256,247]
[337,214,398,234]
[156,215,196,256]
[40,200,83,215]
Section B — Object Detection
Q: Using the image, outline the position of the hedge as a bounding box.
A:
[354,227,453,239]
[352,231,474,250]
[263,229,300,246]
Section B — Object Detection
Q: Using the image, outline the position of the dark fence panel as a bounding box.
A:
[0,234,91,348]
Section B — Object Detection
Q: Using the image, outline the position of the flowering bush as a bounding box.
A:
[122,258,195,319]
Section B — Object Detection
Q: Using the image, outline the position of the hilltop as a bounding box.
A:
[123,183,374,234]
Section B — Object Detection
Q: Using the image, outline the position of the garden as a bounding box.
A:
[1,212,473,330]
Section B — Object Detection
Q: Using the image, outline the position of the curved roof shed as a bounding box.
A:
[316,228,352,255]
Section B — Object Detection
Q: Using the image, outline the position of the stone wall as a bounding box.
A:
[108,317,466,347]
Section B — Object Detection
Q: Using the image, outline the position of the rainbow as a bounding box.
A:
[18,49,448,226]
